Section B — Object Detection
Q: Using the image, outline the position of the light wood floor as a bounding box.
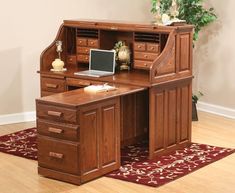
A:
[0,111,234,193]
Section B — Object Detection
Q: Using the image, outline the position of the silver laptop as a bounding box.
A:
[74,49,116,77]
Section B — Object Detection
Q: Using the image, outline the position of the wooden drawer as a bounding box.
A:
[77,47,90,54]
[38,135,79,175]
[147,43,160,53]
[77,38,87,46]
[134,52,159,61]
[67,55,77,65]
[66,78,102,88]
[41,77,65,93]
[36,103,78,124]
[134,42,146,51]
[37,119,79,141]
[134,60,152,70]
[41,91,56,97]
[77,54,89,63]
[87,39,98,48]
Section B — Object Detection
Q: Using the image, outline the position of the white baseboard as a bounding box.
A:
[197,102,235,120]
[0,111,36,125]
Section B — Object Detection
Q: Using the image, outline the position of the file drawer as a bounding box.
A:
[38,136,79,175]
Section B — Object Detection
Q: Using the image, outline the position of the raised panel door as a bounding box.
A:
[80,106,100,178]
[100,98,120,173]
[149,79,192,159]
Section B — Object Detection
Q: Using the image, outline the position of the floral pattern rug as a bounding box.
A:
[0,128,234,187]
[106,141,235,187]
[0,128,37,160]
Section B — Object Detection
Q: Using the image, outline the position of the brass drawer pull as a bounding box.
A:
[47,111,62,117]
[49,152,63,159]
[46,83,58,89]
[48,127,63,134]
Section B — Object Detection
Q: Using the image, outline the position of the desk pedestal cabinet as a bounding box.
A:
[37,19,193,184]
[37,97,120,184]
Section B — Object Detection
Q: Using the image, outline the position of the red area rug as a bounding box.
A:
[0,128,234,187]
[106,141,235,187]
[0,128,37,160]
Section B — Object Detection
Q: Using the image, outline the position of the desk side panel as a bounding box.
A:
[149,78,192,158]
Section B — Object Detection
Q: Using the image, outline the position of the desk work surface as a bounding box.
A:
[36,84,146,107]
[40,68,151,87]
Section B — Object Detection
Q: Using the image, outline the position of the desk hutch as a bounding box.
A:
[36,19,193,184]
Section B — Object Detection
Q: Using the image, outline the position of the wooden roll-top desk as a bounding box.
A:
[37,19,193,184]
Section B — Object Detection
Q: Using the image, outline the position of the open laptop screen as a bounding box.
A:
[89,49,115,72]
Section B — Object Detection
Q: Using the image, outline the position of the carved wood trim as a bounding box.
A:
[40,24,65,71]
[149,30,176,83]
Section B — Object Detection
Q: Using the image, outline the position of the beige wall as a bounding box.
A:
[1,0,234,116]
[0,0,152,115]
[194,0,235,109]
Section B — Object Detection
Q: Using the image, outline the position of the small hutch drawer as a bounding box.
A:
[77,54,89,63]
[66,55,77,65]
[41,77,65,93]
[36,103,78,124]
[146,43,160,53]
[134,42,146,51]
[87,39,99,48]
[134,60,152,70]
[77,47,90,54]
[134,52,159,61]
[37,119,79,141]
[38,136,79,175]
[77,38,87,46]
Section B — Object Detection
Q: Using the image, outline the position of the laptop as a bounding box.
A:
[74,49,116,77]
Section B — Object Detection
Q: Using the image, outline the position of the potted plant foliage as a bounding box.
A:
[151,0,217,41]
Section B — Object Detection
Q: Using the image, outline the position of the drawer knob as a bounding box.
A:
[138,45,141,48]
[144,63,147,66]
[144,55,148,58]
[49,152,63,159]
[48,127,63,134]
[46,84,58,89]
[69,58,73,61]
[90,42,94,45]
[47,111,62,117]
